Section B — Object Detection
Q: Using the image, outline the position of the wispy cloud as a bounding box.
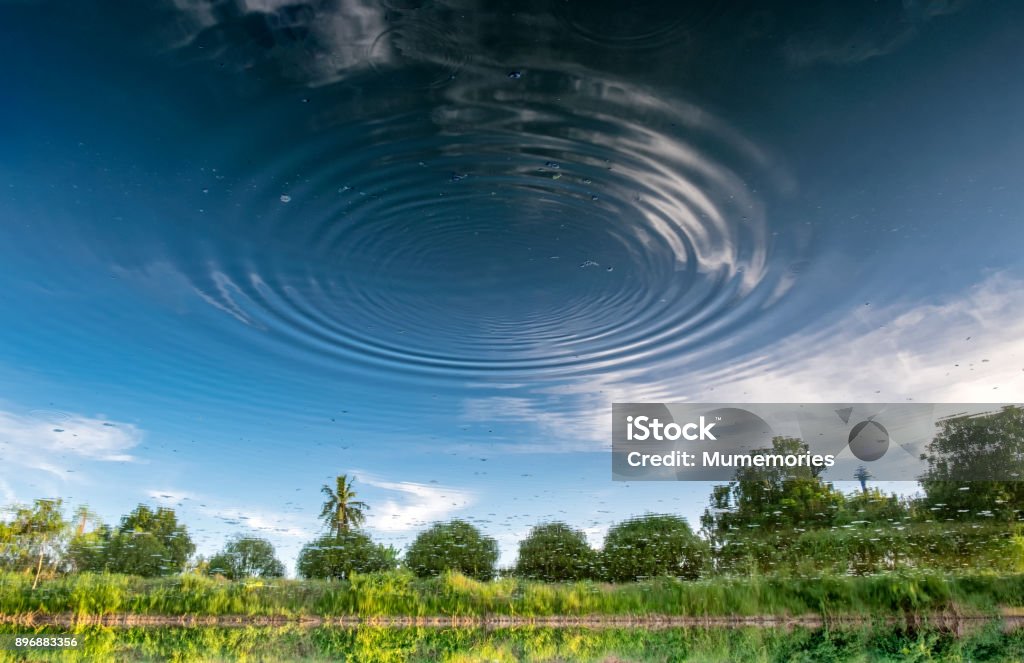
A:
[147,489,310,540]
[462,272,1024,451]
[703,271,1024,402]
[0,409,142,478]
[354,473,474,533]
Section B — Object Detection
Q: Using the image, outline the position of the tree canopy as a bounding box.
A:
[601,514,706,582]
[0,499,70,586]
[70,505,195,577]
[404,520,498,581]
[297,531,397,579]
[208,536,285,579]
[919,405,1024,522]
[514,522,597,582]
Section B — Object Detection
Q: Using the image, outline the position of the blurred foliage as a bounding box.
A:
[701,437,848,548]
[601,514,707,582]
[700,416,1024,576]
[920,405,1024,522]
[3,569,1024,618]
[207,535,285,580]
[404,520,499,581]
[2,622,1023,663]
[297,532,397,580]
[514,522,597,582]
[65,505,195,578]
[0,499,69,587]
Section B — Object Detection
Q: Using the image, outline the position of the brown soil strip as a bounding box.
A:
[2,612,1023,631]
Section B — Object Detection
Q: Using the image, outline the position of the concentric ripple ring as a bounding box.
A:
[176,66,801,382]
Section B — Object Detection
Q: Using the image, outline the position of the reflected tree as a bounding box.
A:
[404,520,498,581]
[208,535,285,579]
[601,514,706,581]
[320,474,369,536]
[0,499,70,588]
[297,531,397,579]
[919,405,1024,522]
[514,522,597,582]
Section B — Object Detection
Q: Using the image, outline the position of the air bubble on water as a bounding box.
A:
[280,194,291,203]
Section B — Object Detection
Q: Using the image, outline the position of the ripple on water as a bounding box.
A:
[552,1,725,50]
[171,66,801,383]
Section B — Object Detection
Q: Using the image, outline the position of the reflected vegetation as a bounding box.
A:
[2,623,1024,662]
[2,408,1023,663]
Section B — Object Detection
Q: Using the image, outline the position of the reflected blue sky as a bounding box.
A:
[1,0,1023,568]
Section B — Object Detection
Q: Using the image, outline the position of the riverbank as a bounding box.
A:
[2,571,1023,619]
[5,610,1024,631]
[3,620,1024,662]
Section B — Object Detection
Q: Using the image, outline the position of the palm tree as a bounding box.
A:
[319,474,369,536]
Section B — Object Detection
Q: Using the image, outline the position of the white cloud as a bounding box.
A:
[462,367,680,453]
[355,473,474,533]
[462,272,1024,451]
[703,272,1024,402]
[0,409,142,478]
[163,0,392,87]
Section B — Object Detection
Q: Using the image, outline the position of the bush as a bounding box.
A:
[601,514,706,582]
[297,532,397,580]
[208,536,285,579]
[514,522,597,582]
[71,506,195,577]
[404,520,498,581]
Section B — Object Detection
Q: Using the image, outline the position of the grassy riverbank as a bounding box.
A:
[3,622,1024,663]
[3,571,1024,620]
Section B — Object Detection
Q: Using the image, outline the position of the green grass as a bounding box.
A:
[2,622,1023,663]
[2,571,1023,619]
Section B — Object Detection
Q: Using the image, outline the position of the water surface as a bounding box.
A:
[1,0,1023,578]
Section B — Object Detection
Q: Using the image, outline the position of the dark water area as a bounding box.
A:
[4,623,1024,662]
[4,1,1023,399]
